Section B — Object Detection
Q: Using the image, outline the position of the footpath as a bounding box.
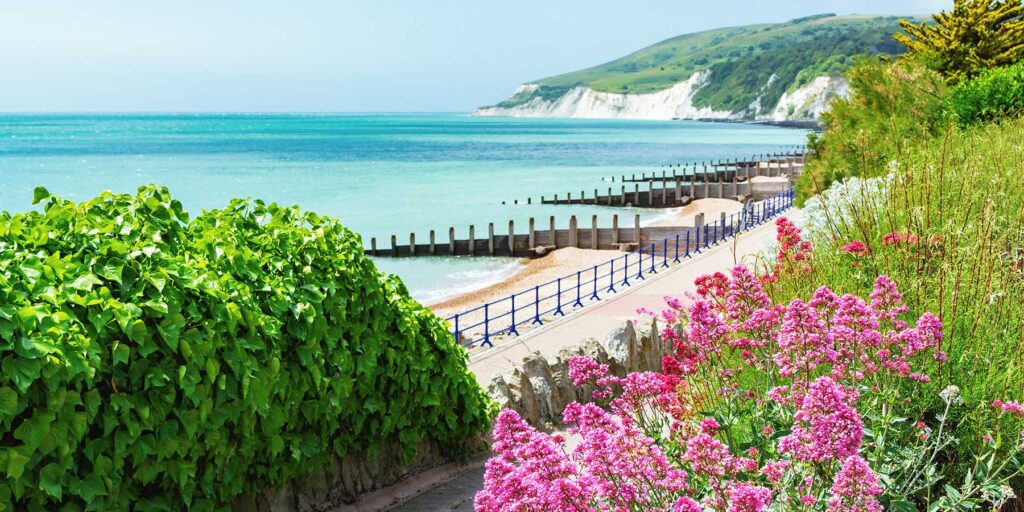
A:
[368,209,803,511]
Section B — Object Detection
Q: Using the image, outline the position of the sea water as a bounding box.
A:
[0,113,807,302]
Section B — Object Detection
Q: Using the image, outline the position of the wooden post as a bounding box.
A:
[612,214,619,245]
[554,193,558,204]
[529,218,536,249]
[550,216,557,248]
[620,185,626,205]
[634,183,640,205]
[429,230,435,255]
[391,235,398,257]
[449,227,455,255]
[508,220,515,255]
[488,223,495,255]
[591,215,598,250]
[695,213,704,228]
[570,216,578,248]
[607,187,612,205]
[410,233,416,256]
[593,189,598,205]
[634,214,642,245]
[661,179,667,206]
[527,197,532,204]
[675,177,682,204]
[469,225,475,255]
[648,180,653,207]
[371,237,377,256]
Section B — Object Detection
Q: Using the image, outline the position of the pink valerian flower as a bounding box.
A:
[664,295,685,311]
[779,377,864,463]
[567,355,609,386]
[725,265,771,322]
[881,230,919,246]
[802,494,819,506]
[683,433,731,476]
[727,483,773,512]
[773,298,836,378]
[700,417,721,434]
[841,240,870,257]
[994,400,1024,416]
[563,402,688,508]
[760,460,791,483]
[673,497,703,512]
[827,456,883,512]
[475,410,589,512]
[774,217,814,277]
[694,271,730,304]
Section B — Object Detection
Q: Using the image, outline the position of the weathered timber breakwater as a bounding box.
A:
[366,151,805,260]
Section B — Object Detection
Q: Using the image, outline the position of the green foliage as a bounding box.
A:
[945,59,1024,125]
[796,57,947,202]
[778,118,1024,496]
[490,15,915,116]
[0,186,493,510]
[896,0,1024,84]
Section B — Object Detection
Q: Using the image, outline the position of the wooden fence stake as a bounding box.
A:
[570,216,578,248]
[488,223,495,255]
[469,225,475,255]
[591,215,598,250]
[612,214,619,245]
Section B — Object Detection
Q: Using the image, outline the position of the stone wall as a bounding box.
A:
[486,316,671,426]
[233,433,485,511]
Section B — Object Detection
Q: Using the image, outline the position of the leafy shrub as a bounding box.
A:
[946,59,1024,125]
[896,0,1024,84]
[0,186,492,510]
[475,222,1024,511]
[796,57,946,203]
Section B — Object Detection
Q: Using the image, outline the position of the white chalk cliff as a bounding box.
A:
[474,72,848,122]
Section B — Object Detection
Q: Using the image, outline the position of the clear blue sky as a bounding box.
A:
[1,0,948,112]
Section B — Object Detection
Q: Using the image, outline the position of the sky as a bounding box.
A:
[0,0,949,113]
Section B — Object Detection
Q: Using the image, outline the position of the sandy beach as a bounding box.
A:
[428,197,750,321]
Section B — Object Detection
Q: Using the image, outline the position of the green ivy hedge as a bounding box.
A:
[946,59,1024,126]
[0,186,493,510]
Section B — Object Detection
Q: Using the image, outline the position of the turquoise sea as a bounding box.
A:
[0,113,807,302]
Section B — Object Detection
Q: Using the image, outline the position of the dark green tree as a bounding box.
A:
[896,0,1024,83]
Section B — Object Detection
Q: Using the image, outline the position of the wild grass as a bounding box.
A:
[771,117,1024,443]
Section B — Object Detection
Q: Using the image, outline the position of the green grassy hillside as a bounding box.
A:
[494,14,921,115]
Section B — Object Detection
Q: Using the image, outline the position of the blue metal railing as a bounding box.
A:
[447,188,795,348]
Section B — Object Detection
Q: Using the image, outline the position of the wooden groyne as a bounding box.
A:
[538,165,798,208]
[365,212,725,259]
[615,152,806,183]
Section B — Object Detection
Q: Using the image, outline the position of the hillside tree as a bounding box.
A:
[896,0,1024,83]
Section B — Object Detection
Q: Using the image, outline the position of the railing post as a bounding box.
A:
[650,244,657,273]
[591,265,600,300]
[674,234,681,263]
[532,286,542,325]
[453,314,460,345]
[663,238,669,267]
[555,278,565,316]
[574,271,583,307]
[608,259,616,293]
[508,295,519,336]
[636,249,645,280]
[622,254,631,286]
[483,304,492,347]
[685,231,691,258]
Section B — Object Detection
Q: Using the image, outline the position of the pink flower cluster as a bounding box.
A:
[841,240,869,257]
[476,218,951,511]
[881,230,919,246]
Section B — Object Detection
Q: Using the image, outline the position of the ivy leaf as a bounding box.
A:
[38,463,64,500]
[4,448,30,479]
[32,186,50,205]
[157,313,186,351]
[0,388,17,417]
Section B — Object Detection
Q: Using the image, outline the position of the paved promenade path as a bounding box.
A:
[383,209,802,511]
[467,208,803,388]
